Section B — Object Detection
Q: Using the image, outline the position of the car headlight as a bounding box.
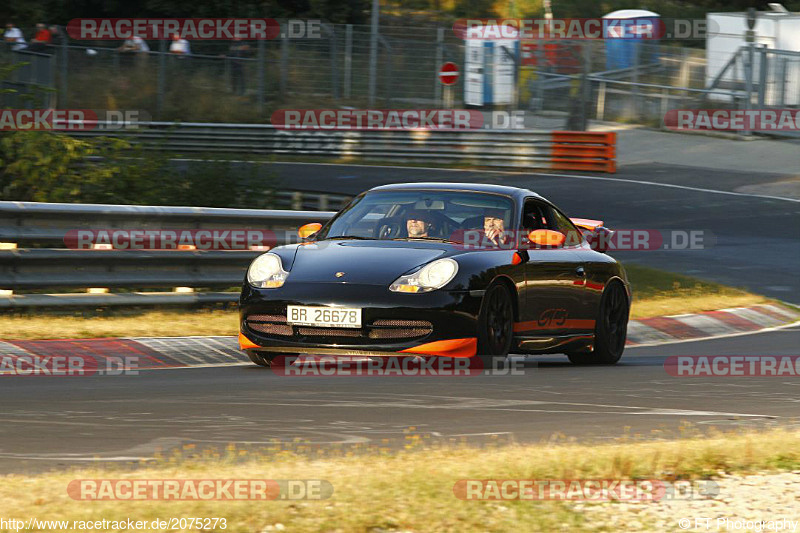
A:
[389,258,458,293]
[247,253,289,288]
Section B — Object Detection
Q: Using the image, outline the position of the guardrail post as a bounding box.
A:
[329,24,339,100]
[319,194,329,211]
[292,191,303,210]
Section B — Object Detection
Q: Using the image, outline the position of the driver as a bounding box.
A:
[484,209,507,245]
[405,210,433,238]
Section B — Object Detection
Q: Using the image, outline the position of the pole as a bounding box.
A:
[435,27,444,107]
[368,0,379,106]
[344,25,352,99]
[280,24,288,96]
[257,37,265,113]
[59,25,68,106]
[578,40,590,131]
[745,41,754,135]
[757,46,767,108]
[157,38,166,119]
[329,25,339,100]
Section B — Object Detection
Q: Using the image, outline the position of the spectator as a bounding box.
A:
[118,34,149,67]
[28,23,51,52]
[227,35,249,95]
[48,25,62,47]
[118,34,149,53]
[168,34,190,56]
[4,23,27,51]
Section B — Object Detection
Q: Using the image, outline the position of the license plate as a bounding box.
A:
[287,306,362,328]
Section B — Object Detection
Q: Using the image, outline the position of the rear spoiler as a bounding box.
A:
[570,218,613,253]
[570,218,604,232]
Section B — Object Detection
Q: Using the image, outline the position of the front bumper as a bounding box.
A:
[239,282,482,357]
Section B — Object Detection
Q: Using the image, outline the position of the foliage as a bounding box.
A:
[0,131,276,207]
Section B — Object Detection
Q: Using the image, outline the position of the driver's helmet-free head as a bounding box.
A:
[404,209,435,237]
[404,209,433,223]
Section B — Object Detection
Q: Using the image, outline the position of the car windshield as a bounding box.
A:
[316,190,515,243]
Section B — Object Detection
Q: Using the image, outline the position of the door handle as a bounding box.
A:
[575,266,586,277]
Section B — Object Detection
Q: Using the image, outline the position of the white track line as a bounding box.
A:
[245,160,800,204]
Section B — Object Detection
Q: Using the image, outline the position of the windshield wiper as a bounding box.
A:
[392,237,459,244]
[327,235,372,240]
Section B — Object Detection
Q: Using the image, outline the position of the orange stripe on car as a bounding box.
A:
[513,319,596,333]
[400,338,477,358]
[238,332,260,350]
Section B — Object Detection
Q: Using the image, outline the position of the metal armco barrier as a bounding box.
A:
[67,123,617,173]
[0,201,335,308]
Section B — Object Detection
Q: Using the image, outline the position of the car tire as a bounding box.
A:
[247,351,274,367]
[477,282,514,370]
[568,281,629,365]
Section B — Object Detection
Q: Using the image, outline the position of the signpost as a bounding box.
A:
[438,61,459,108]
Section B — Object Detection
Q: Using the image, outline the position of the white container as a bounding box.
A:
[706,11,800,105]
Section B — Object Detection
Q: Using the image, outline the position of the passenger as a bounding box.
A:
[483,208,507,245]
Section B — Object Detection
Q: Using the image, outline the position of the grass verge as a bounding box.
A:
[4,428,800,532]
[0,266,773,340]
[624,264,770,319]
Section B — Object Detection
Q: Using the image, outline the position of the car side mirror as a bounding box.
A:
[527,229,566,248]
[298,222,322,239]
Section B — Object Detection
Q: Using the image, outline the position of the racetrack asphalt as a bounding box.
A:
[1,161,798,474]
[0,324,798,474]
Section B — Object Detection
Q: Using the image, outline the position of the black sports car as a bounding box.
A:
[239,183,630,366]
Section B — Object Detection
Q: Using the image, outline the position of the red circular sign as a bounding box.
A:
[438,62,459,86]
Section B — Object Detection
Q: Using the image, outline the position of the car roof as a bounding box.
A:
[368,182,543,201]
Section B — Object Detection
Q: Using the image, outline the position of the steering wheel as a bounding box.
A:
[376,220,402,239]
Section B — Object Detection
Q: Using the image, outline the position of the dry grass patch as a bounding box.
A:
[2,429,799,532]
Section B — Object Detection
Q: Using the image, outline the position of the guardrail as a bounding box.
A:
[0,201,335,309]
[67,122,617,173]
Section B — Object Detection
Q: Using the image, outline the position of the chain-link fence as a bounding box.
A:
[2,23,798,134]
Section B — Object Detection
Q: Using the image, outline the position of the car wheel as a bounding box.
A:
[247,351,274,367]
[568,281,629,365]
[477,282,514,369]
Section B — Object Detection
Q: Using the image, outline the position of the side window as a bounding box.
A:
[542,204,583,247]
[520,199,546,231]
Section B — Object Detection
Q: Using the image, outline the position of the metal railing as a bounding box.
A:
[66,122,617,171]
[0,201,334,308]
